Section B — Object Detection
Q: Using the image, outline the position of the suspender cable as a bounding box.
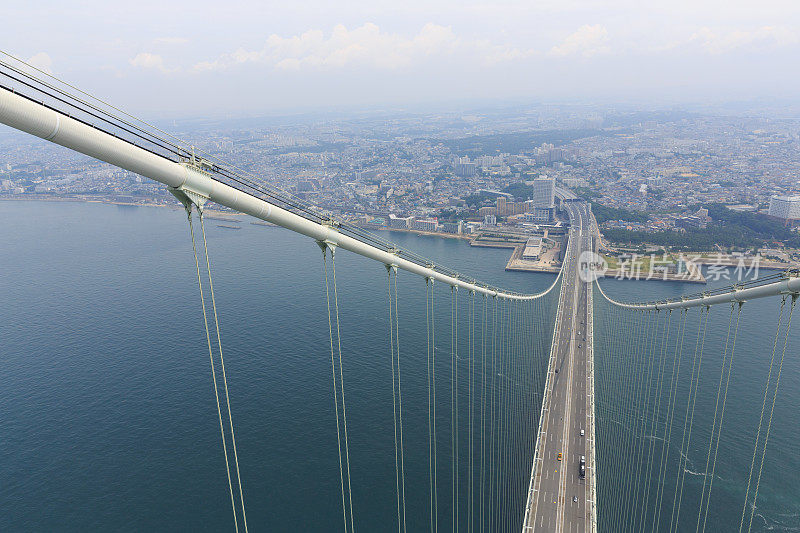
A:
[516,301,523,530]
[614,308,637,529]
[501,298,512,530]
[523,300,534,529]
[607,306,627,530]
[427,279,434,532]
[488,295,498,532]
[480,294,487,532]
[426,277,440,532]
[504,299,510,533]
[451,286,458,532]
[649,309,681,529]
[745,295,796,533]
[669,307,709,533]
[698,302,743,533]
[198,211,249,533]
[432,280,439,533]
[469,290,475,533]
[330,249,355,532]
[638,309,672,529]
[186,209,240,533]
[695,303,734,533]
[494,298,506,532]
[739,296,785,532]
[513,300,525,530]
[495,294,501,531]
[628,309,660,532]
[514,300,524,531]
[395,271,408,533]
[491,299,500,532]
[620,310,648,528]
[387,267,403,533]
[624,309,650,530]
[322,246,352,533]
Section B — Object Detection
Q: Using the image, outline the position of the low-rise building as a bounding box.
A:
[411,218,438,232]
[441,221,463,234]
[389,214,415,229]
[522,236,543,260]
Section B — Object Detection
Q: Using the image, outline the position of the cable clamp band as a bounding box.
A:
[316,239,338,256]
[169,184,210,214]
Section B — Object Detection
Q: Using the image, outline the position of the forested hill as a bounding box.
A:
[603,203,800,250]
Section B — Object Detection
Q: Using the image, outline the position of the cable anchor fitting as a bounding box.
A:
[169,185,209,217]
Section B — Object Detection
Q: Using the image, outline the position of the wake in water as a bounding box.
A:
[678,448,696,472]
[754,506,800,531]
[683,468,706,477]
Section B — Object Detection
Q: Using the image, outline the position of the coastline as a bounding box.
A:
[6,196,793,282]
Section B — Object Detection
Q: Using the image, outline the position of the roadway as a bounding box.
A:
[524,200,595,533]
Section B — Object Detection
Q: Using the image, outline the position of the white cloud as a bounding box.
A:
[27,52,53,74]
[470,38,538,65]
[549,24,610,57]
[129,52,172,73]
[688,26,798,54]
[154,37,190,45]
[192,23,492,72]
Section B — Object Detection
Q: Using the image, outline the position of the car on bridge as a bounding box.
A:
[557,452,562,461]
[579,456,585,478]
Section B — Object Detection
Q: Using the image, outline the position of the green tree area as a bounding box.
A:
[464,191,499,207]
[604,203,800,250]
[573,187,602,200]
[435,129,605,155]
[591,202,649,224]
[437,208,475,222]
[503,182,533,200]
[704,203,795,238]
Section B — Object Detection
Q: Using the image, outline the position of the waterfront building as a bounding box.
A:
[411,218,438,232]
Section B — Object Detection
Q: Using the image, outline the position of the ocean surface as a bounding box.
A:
[1,200,798,531]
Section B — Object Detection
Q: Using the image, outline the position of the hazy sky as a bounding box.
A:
[4,1,800,116]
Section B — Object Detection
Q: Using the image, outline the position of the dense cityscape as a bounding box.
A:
[3,102,800,277]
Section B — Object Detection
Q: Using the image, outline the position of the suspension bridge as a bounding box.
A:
[1,53,798,532]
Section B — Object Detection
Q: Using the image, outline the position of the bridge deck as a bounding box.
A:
[524,202,596,533]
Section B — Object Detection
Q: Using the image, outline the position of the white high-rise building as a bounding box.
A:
[768,195,800,220]
[533,177,555,209]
